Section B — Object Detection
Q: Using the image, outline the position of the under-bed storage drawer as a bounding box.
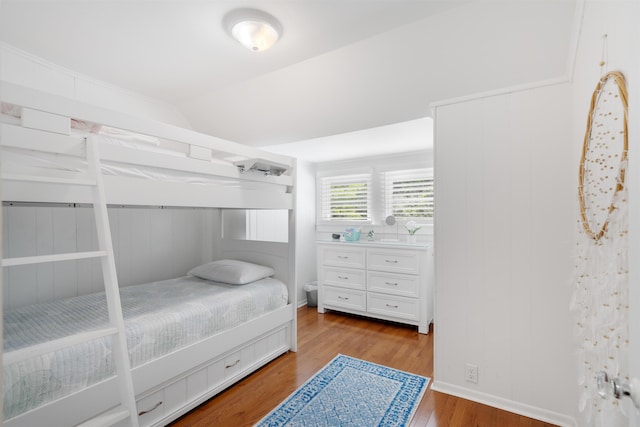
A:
[224,345,254,379]
[135,323,291,427]
[137,389,165,426]
[323,286,366,311]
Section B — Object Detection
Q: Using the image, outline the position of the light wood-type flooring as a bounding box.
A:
[170,306,559,427]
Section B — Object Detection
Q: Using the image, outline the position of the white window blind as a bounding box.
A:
[384,169,434,219]
[319,174,371,222]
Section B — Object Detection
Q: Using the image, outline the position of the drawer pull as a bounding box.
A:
[338,275,349,280]
[385,259,398,264]
[225,359,241,369]
[385,281,399,286]
[386,303,399,309]
[138,401,163,416]
[337,255,349,260]
[338,296,350,300]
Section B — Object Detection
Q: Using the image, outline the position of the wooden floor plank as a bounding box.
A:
[170,307,559,427]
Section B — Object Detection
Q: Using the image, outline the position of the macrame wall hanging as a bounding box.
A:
[572,40,629,426]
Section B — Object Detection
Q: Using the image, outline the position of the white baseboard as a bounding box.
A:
[430,380,577,427]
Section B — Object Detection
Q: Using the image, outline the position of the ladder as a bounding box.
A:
[1,136,139,427]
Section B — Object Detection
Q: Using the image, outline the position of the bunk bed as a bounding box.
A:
[0,81,297,427]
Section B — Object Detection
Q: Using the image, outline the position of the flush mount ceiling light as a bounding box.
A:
[223,8,282,52]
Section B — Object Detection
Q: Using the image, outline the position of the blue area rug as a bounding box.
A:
[255,354,430,427]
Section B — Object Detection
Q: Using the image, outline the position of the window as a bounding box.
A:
[319,174,371,222]
[222,209,289,242]
[385,169,434,220]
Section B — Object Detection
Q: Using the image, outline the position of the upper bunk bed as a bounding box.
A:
[0,81,295,209]
[0,81,297,427]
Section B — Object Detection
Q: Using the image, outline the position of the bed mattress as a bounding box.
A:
[3,276,288,420]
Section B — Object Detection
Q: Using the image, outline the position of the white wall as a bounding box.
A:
[0,43,192,127]
[2,205,216,310]
[433,83,576,425]
[569,1,639,424]
[295,160,318,305]
[622,2,640,423]
[432,1,638,425]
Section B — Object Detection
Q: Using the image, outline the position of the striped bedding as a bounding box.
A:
[3,276,288,420]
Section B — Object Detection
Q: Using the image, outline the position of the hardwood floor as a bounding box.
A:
[170,306,558,427]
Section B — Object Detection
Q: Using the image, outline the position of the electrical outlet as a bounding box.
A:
[465,363,478,384]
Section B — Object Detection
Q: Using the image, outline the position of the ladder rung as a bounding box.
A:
[2,250,107,267]
[4,326,118,365]
[2,173,97,186]
[76,407,131,427]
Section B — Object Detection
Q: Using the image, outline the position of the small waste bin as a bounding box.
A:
[304,281,318,307]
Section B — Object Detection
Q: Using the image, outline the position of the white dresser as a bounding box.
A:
[316,240,433,334]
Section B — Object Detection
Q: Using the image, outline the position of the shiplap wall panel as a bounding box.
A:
[526,85,574,410]
[460,99,484,386]
[504,93,534,405]
[129,209,153,286]
[175,209,203,275]
[75,207,102,295]
[3,206,217,310]
[480,95,513,397]
[3,206,8,307]
[113,208,133,288]
[149,209,174,282]
[433,101,474,381]
[7,207,38,308]
[434,83,574,420]
[52,207,78,300]
[36,207,55,302]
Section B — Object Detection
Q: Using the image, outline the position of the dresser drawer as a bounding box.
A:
[367,293,419,321]
[324,286,366,311]
[320,246,366,269]
[323,267,365,290]
[367,248,420,274]
[367,271,419,298]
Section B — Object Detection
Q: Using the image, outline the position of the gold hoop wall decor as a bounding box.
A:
[578,71,628,240]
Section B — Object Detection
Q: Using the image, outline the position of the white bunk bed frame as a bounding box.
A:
[0,82,297,427]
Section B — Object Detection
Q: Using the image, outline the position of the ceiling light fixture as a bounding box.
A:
[223,9,282,52]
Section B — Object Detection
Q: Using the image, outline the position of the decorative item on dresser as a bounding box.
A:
[316,240,433,334]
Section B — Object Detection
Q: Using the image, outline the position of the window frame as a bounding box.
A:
[316,173,373,225]
[384,168,434,222]
[316,166,433,227]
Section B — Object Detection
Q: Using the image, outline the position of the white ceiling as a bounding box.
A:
[0,0,577,148]
[265,117,433,163]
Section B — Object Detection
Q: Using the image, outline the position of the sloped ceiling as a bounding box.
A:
[0,0,577,147]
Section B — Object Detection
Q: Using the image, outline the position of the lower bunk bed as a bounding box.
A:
[3,259,295,427]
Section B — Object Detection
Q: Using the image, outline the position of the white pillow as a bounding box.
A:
[188,259,275,285]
